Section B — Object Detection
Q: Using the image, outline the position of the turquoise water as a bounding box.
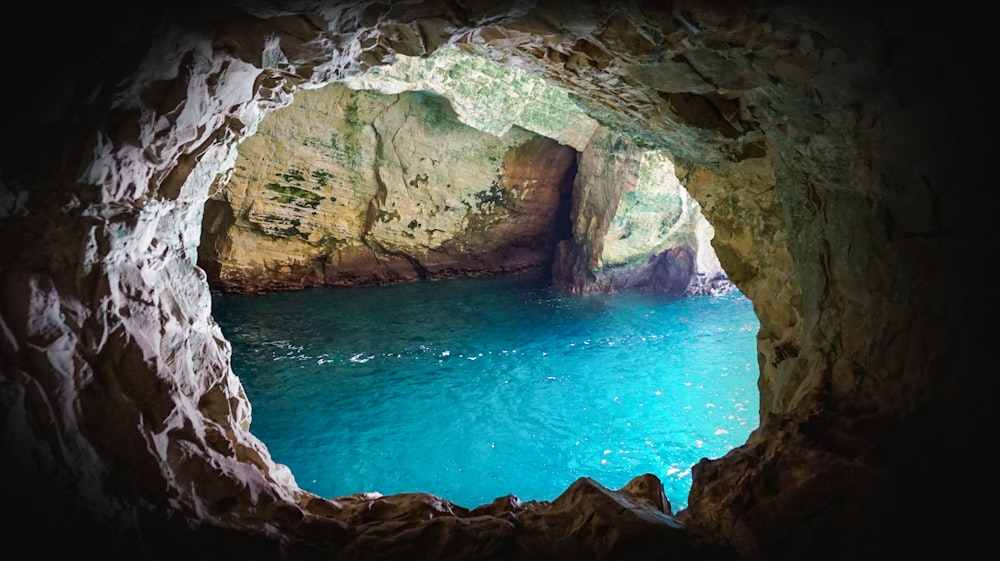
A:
[211,272,760,511]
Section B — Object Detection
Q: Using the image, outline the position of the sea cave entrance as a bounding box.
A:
[199,46,762,511]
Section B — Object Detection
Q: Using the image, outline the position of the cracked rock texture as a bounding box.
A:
[0,2,987,561]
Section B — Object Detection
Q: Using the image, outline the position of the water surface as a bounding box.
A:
[212,272,760,510]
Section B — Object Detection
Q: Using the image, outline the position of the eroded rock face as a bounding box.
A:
[0,2,985,560]
[552,128,728,296]
[200,83,577,292]
[202,49,721,297]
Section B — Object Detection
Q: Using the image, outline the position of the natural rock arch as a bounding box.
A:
[0,2,985,560]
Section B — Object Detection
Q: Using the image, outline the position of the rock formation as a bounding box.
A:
[200,82,579,292]
[201,47,724,297]
[0,2,986,560]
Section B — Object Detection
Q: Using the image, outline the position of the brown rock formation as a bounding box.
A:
[200,83,577,292]
[0,2,986,561]
[201,65,717,297]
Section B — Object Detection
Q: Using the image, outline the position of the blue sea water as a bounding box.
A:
[211,272,760,511]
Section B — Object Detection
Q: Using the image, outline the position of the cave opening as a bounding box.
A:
[199,47,762,511]
[0,2,983,558]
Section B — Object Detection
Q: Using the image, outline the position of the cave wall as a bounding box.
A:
[200,82,578,292]
[202,47,723,297]
[0,2,986,560]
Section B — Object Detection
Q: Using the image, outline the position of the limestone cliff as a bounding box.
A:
[200,83,577,292]
[554,128,728,296]
[202,48,724,297]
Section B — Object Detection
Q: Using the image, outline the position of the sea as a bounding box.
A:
[211,271,760,511]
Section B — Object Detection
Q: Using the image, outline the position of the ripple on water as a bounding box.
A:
[211,273,760,510]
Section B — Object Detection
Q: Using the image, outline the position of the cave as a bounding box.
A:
[197,49,726,297]
[0,2,987,561]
